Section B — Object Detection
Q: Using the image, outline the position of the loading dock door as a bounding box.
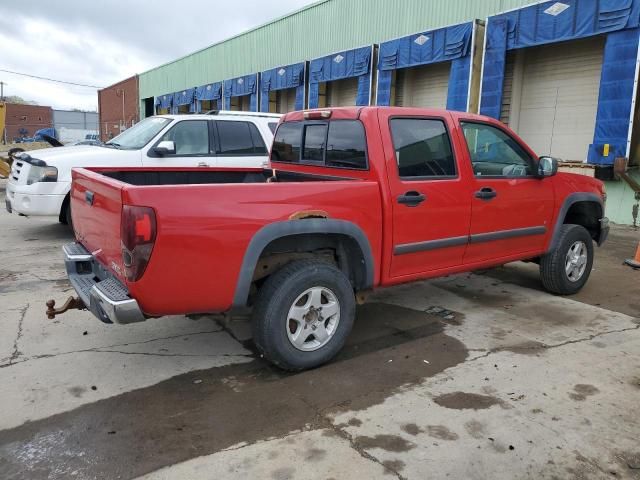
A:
[499,53,516,125]
[230,95,251,112]
[278,88,296,113]
[506,37,604,161]
[328,77,359,107]
[395,62,450,109]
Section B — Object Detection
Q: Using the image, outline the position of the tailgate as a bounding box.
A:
[71,168,126,283]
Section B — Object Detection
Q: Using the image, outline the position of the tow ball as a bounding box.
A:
[45,297,86,319]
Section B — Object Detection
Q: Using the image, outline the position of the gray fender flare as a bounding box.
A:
[547,192,603,253]
[232,219,375,308]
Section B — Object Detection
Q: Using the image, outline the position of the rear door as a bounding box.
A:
[458,120,554,264]
[143,119,214,167]
[379,111,472,278]
[213,120,270,168]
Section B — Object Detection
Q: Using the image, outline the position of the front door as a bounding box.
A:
[380,113,472,279]
[143,119,214,167]
[458,120,554,264]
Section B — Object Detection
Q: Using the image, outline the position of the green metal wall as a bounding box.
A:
[139,0,533,105]
[605,172,640,226]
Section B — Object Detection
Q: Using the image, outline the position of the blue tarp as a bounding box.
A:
[156,94,173,111]
[377,22,473,111]
[194,82,222,113]
[500,0,639,50]
[196,82,222,101]
[479,0,640,164]
[589,27,640,164]
[308,46,372,108]
[223,74,258,111]
[171,88,195,113]
[260,62,305,112]
[479,19,508,120]
[173,88,195,106]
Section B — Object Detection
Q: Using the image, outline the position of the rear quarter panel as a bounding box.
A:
[123,180,383,316]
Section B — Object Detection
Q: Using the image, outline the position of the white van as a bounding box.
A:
[5,111,281,225]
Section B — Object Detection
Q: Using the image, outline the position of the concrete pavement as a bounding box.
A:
[0,179,639,479]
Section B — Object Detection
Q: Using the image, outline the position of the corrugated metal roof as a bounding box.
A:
[139,0,534,101]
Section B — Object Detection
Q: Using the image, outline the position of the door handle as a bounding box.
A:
[397,191,426,207]
[475,187,497,201]
[197,162,209,167]
[85,191,94,206]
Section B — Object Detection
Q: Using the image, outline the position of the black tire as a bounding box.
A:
[59,195,72,229]
[540,224,594,295]
[251,259,356,371]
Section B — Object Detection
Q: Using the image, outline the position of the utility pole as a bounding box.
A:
[0,81,5,100]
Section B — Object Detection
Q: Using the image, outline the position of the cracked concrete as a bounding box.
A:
[467,322,640,362]
[7,304,28,365]
[0,203,252,430]
[1,179,639,479]
[322,417,408,480]
[137,429,389,480]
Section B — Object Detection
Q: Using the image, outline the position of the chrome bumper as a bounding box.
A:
[63,243,145,324]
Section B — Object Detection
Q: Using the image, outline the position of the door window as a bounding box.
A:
[272,122,302,162]
[217,121,267,155]
[159,120,209,155]
[461,122,534,177]
[389,118,456,178]
[326,121,367,169]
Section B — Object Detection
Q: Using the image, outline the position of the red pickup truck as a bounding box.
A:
[57,107,608,370]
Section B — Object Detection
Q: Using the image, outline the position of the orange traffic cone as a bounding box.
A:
[625,241,640,269]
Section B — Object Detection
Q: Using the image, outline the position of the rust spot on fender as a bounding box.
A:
[289,210,329,220]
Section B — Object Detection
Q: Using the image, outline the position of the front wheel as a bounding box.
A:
[540,224,594,295]
[59,195,72,229]
[251,259,356,371]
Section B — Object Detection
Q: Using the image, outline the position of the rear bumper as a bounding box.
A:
[63,242,145,324]
[598,217,610,246]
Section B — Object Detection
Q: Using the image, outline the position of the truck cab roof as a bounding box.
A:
[280,106,498,124]
[155,111,282,122]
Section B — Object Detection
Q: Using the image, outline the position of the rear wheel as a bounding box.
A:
[251,259,356,371]
[540,224,593,295]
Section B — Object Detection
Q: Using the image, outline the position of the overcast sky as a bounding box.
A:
[0,0,317,111]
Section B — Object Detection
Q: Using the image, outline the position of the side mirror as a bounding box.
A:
[538,156,558,178]
[153,140,175,156]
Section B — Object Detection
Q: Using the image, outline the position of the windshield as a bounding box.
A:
[106,117,172,150]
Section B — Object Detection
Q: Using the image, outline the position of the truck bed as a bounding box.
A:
[70,167,382,316]
[99,168,352,186]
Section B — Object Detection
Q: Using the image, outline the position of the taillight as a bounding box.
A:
[121,205,156,282]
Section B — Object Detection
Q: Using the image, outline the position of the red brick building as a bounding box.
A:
[98,75,139,141]
[5,103,53,141]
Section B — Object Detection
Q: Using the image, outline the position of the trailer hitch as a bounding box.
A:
[46,297,86,319]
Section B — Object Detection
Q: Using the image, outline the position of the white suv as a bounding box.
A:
[5,111,280,225]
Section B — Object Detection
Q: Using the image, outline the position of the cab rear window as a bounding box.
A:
[271,120,367,170]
